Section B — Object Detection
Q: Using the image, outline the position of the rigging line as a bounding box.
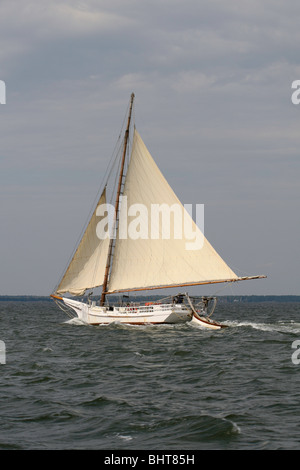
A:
[89,140,128,291]
[101,94,135,304]
[96,96,132,200]
[109,102,135,237]
[106,138,130,273]
[90,136,122,214]
[53,298,76,319]
[52,155,118,292]
[85,100,132,221]
[89,148,125,293]
[226,262,254,278]
[104,97,133,204]
[210,280,236,297]
[53,109,131,294]
[110,146,122,205]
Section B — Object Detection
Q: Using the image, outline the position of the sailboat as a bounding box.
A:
[51,93,266,328]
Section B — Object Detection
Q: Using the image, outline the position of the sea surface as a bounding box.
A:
[1,300,300,451]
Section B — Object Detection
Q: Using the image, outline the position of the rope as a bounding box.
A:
[54,299,76,319]
[53,97,135,295]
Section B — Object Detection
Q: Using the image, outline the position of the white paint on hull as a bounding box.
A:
[62,297,193,325]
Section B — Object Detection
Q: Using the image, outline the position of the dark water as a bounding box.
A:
[1,300,300,450]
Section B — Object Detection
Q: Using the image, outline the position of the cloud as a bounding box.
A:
[0,1,133,37]
[113,73,155,92]
[0,1,134,75]
[1,0,300,294]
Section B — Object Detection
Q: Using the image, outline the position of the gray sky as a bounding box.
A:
[1,0,299,296]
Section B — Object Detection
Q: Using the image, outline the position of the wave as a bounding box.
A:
[64,317,88,326]
[129,413,241,448]
[224,319,300,334]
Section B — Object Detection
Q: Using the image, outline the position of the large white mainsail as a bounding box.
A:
[56,187,110,296]
[52,94,266,327]
[107,130,238,293]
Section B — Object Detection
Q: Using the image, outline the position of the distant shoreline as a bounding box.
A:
[0,295,299,303]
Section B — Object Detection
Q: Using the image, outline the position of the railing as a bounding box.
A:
[113,303,191,314]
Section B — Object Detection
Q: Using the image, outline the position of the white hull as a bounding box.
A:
[191,311,227,330]
[61,297,193,325]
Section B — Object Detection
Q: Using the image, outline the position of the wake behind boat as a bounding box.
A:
[51,93,266,327]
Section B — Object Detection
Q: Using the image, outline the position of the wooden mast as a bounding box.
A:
[100,93,135,305]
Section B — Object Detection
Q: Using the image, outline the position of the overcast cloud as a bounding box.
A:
[0,0,299,295]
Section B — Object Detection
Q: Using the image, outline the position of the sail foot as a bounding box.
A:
[106,274,267,294]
